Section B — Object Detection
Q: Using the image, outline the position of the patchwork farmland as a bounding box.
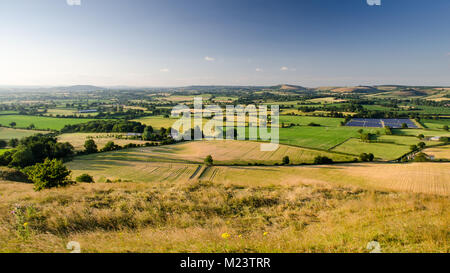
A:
[1,84,449,254]
[1,0,450,255]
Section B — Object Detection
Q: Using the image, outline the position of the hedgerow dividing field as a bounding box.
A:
[57,133,150,151]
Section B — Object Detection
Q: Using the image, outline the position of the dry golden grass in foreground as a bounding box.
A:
[0,179,448,253]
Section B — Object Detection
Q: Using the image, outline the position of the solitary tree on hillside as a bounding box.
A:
[385,126,392,135]
[282,156,290,165]
[142,125,154,140]
[204,155,213,166]
[9,122,16,128]
[84,139,98,154]
[418,142,426,149]
[444,125,449,131]
[360,133,372,143]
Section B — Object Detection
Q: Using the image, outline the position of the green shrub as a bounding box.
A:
[307,122,321,127]
[313,156,333,164]
[76,173,94,183]
[359,153,375,162]
[24,158,72,191]
[84,139,98,154]
[204,155,213,166]
[101,141,121,152]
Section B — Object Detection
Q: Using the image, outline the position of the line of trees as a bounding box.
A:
[0,135,74,168]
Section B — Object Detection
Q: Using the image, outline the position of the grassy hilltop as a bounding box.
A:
[0,166,448,253]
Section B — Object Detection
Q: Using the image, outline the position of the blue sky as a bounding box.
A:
[0,0,449,86]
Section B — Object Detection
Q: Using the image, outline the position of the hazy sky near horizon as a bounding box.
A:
[0,0,449,87]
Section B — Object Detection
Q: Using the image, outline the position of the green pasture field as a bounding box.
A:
[0,127,48,140]
[375,135,435,146]
[0,111,19,115]
[392,128,450,137]
[331,138,411,160]
[362,105,392,111]
[278,126,376,150]
[422,119,450,130]
[133,116,186,129]
[43,108,98,117]
[212,96,238,102]
[399,105,450,115]
[0,149,13,155]
[133,116,178,128]
[279,116,344,127]
[0,115,95,131]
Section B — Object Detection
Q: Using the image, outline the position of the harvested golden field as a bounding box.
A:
[156,140,353,164]
[68,140,353,165]
[67,146,450,196]
[57,133,149,151]
[423,145,450,160]
[0,178,448,253]
[333,163,449,195]
[196,163,450,196]
[307,97,347,103]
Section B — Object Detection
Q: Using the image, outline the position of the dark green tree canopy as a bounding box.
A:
[25,158,72,191]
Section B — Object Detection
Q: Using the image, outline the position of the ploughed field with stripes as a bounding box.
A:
[66,140,450,196]
[345,118,418,128]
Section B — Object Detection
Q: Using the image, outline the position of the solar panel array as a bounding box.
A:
[346,118,418,128]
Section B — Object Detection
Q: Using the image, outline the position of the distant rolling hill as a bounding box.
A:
[51,85,107,92]
[328,86,382,94]
[0,85,106,93]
